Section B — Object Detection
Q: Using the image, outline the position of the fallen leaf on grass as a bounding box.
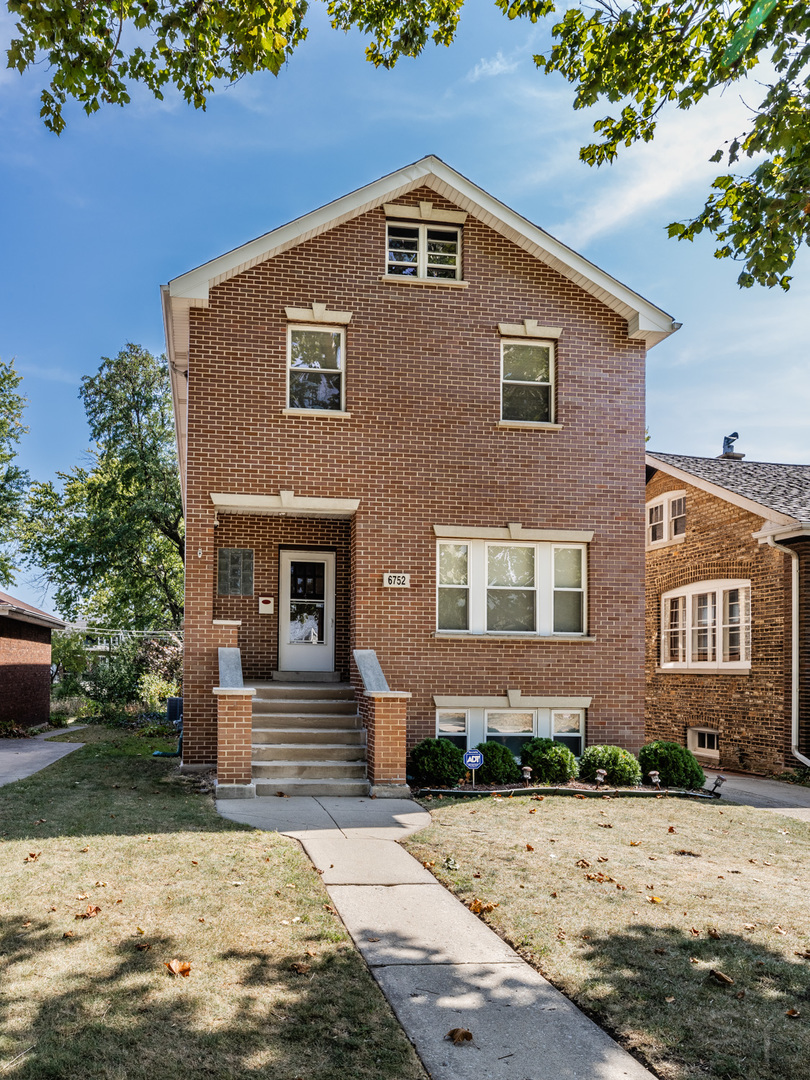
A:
[23,852,41,863]
[648,856,658,861]
[597,856,609,863]
[230,881,243,887]
[654,948,668,955]
[75,905,101,919]
[79,847,89,853]
[576,859,591,869]
[674,850,701,857]
[708,928,722,940]
[468,898,498,914]
[709,970,734,985]
[690,927,701,936]
[94,881,108,887]
[191,860,198,865]
[136,943,152,952]
[647,896,663,904]
[668,826,676,834]
[290,962,310,975]
[75,894,88,901]
[323,905,337,915]
[63,931,74,939]
[597,823,613,829]
[550,891,558,898]
[690,957,699,964]
[48,906,57,912]
[774,925,787,935]
[165,959,191,977]
[736,990,746,1000]
[575,794,586,800]
[585,872,617,884]
[34,818,46,824]
[794,952,810,960]
[531,795,544,802]
[473,872,481,878]
[629,841,641,846]
[665,996,675,1003]
[21,921,31,928]
[786,1009,801,1018]
[529,808,538,814]
[446,1028,473,1045]
[526,844,534,852]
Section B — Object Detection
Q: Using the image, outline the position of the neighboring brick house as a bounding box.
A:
[0,591,65,728]
[645,452,810,774]
[162,156,677,796]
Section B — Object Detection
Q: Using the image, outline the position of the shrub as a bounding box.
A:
[84,637,143,706]
[520,738,578,785]
[639,740,706,790]
[409,738,467,788]
[473,742,521,785]
[138,672,179,710]
[579,745,642,786]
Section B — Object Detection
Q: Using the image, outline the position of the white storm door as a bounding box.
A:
[278,551,336,672]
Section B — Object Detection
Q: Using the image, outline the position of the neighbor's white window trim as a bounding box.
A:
[687,726,721,759]
[286,323,346,414]
[500,336,556,426]
[646,490,687,549]
[435,538,587,637]
[660,579,751,671]
[385,219,462,281]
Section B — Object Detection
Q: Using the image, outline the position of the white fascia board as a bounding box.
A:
[433,694,593,709]
[164,155,676,345]
[434,524,594,542]
[645,454,797,527]
[0,604,66,630]
[211,492,360,518]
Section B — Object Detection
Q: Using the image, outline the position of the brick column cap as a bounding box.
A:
[213,687,257,696]
[212,619,242,627]
[363,690,412,700]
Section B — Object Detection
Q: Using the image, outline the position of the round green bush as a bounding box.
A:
[409,738,467,788]
[638,740,706,790]
[473,742,521,785]
[579,745,642,786]
[520,738,578,785]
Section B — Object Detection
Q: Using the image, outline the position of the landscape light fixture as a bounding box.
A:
[595,768,607,787]
[710,775,727,797]
[521,766,532,787]
[648,770,661,791]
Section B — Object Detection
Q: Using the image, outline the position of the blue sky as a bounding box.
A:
[2,3,809,615]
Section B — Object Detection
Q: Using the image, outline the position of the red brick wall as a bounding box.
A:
[182,187,649,764]
[358,693,409,784]
[0,617,52,728]
[645,472,792,772]
[215,692,254,784]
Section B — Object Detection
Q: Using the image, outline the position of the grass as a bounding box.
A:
[403,793,810,1080]
[0,726,426,1080]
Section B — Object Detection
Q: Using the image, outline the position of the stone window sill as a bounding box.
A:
[379,275,469,289]
[433,633,595,643]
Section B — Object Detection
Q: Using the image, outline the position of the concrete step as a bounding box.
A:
[252,697,358,715]
[252,760,367,780]
[251,712,361,730]
[271,670,342,683]
[255,778,370,798]
[251,727,365,746]
[252,743,366,763]
[249,682,355,700]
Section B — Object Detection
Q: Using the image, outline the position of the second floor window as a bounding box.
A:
[647,492,686,547]
[287,326,345,411]
[386,222,461,280]
[661,579,751,670]
[501,339,554,424]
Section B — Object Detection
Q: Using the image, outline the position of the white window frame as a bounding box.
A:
[646,490,687,549]
[435,709,469,751]
[385,220,462,281]
[660,579,751,671]
[435,706,586,758]
[687,726,720,761]
[436,540,587,637]
[500,337,555,425]
[286,324,346,413]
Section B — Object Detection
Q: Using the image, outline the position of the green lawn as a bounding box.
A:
[404,793,810,1080]
[0,726,426,1079]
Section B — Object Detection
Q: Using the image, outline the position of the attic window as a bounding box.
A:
[386,221,461,281]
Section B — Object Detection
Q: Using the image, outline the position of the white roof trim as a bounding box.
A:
[434,523,594,543]
[0,604,65,630]
[211,491,360,519]
[434,693,592,709]
[646,454,797,527]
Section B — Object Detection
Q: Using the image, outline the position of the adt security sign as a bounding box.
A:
[463,749,484,787]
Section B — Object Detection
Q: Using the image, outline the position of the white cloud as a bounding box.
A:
[18,362,79,385]
[466,50,520,83]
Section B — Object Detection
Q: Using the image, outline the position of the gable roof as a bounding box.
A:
[163,156,679,499]
[646,452,810,526]
[0,589,65,630]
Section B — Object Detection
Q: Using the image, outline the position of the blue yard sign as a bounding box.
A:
[463,748,484,788]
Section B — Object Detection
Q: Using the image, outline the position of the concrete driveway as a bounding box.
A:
[0,728,85,787]
[706,769,810,820]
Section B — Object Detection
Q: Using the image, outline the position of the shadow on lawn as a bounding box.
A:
[571,922,810,1079]
[0,915,419,1080]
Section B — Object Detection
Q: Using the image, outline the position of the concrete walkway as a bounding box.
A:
[705,769,810,820]
[0,727,86,787]
[218,796,655,1080]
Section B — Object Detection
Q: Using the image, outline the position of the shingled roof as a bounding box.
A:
[646,453,810,524]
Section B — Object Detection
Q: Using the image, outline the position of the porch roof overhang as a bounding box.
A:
[211,491,359,519]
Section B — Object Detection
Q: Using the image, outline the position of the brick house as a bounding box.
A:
[162,156,677,797]
[645,452,810,773]
[0,590,65,728]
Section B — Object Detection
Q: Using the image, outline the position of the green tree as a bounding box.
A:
[0,356,28,587]
[19,345,184,629]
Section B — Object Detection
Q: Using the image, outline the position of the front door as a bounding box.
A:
[278,551,336,672]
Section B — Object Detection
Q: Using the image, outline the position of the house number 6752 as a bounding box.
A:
[383,573,410,587]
